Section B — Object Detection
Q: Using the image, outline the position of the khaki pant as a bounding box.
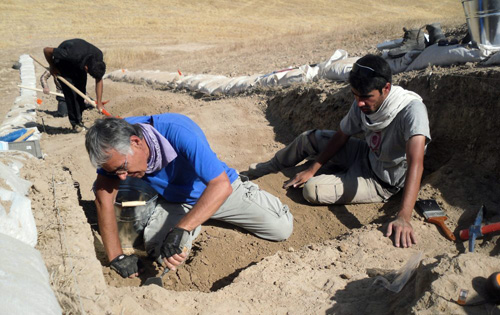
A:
[271,130,397,205]
[142,176,293,259]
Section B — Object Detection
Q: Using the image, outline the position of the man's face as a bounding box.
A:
[100,136,149,180]
[352,83,391,115]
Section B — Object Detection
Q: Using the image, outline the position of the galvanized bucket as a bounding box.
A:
[114,177,158,249]
[461,0,500,47]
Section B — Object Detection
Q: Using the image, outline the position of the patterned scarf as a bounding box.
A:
[138,123,177,174]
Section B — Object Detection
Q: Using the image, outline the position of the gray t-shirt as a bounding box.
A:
[340,99,431,188]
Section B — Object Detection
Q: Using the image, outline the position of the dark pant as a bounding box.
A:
[55,96,68,117]
[58,75,87,127]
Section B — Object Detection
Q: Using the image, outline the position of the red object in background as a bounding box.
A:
[101,108,121,119]
[36,98,42,105]
[459,222,500,240]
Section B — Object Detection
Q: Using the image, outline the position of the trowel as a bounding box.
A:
[143,247,187,287]
[143,267,170,287]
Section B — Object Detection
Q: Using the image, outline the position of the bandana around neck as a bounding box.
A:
[360,86,422,131]
[138,123,177,174]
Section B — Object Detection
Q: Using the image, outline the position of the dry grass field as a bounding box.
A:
[1,0,464,69]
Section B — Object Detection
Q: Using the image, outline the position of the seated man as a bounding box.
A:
[244,54,430,249]
[85,114,293,278]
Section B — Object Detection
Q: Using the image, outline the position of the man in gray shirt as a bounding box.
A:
[244,54,430,248]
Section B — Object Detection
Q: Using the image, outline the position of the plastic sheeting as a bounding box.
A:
[0,54,61,314]
[0,54,41,142]
[0,152,37,247]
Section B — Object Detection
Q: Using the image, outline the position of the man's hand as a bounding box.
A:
[109,254,143,278]
[161,227,190,271]
[386,217,417,248]
[283,169,315,190]
[96,100,104,113]
[42,87,50,95]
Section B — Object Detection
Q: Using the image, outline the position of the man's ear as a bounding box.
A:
[130,135,142,147]
[382,82,391,96]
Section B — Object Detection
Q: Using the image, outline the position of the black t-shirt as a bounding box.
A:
[53,39,103,78]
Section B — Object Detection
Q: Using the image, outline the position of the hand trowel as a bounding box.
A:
[143,267,170,286]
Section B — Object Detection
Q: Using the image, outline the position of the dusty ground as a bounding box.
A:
[2,1,500,314]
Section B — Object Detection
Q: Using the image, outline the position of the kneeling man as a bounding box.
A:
[86,114,293,278]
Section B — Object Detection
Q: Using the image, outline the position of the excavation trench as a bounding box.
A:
[72,66,500,293]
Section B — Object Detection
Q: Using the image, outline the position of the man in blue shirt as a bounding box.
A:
[85,114,293,278]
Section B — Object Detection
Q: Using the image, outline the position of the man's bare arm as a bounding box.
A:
[94,79,104,112]
[176,171,232,231]
[94,174,122,261]
[386,135,426,247]
[284,129,351,189]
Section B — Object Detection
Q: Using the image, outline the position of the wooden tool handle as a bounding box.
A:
[121,201,146,207]
[18,85,64,97]
[428,216,456,241]
[13,129,35,142]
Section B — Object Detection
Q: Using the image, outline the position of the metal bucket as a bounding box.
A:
[461,0,500,47]
[114,177,158,249]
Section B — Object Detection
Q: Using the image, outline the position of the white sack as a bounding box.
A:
[483,50,500,65]
[383,50,422,74]
[0,233,62,314]
[0,188,37,247]
[406,44,485,71]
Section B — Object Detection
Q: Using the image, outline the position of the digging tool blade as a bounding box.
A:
[143,267,169,287]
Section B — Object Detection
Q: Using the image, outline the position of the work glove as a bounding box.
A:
[160,227,190,259]
[109,254,143,278]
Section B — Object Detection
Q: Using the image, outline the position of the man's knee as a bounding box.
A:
[263,209,294,241]
[303,181,320,204]
[302,179,342,205]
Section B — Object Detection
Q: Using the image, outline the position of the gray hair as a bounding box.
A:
[85,117,143,168]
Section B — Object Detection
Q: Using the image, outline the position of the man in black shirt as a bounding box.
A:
[43,39,106,132]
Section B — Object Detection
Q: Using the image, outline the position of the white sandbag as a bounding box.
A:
[315,49,356,81]
[225,75,260,94]
[0,154,31,195]
[0,188,37,247]
[383,50,422,74]
[257,68,294,87]
[0,233,62,314]
[199,76,233,95]
[483,50,500,65]
[278,68,307,86]
[406,44,485,71]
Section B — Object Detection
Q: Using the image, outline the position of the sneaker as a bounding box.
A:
[241,160,280,179]
[73,124,87,133]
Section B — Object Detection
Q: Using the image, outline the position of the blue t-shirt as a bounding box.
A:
[99,113,238,204]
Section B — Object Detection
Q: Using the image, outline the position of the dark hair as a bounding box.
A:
[348,54,392,94]
[85,117,143,168]
[87,58,106,80]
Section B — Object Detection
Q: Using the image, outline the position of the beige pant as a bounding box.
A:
[142,176,293,259]
[271,130,397,205]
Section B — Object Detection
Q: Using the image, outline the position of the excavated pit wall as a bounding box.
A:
[265,67,500,179]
